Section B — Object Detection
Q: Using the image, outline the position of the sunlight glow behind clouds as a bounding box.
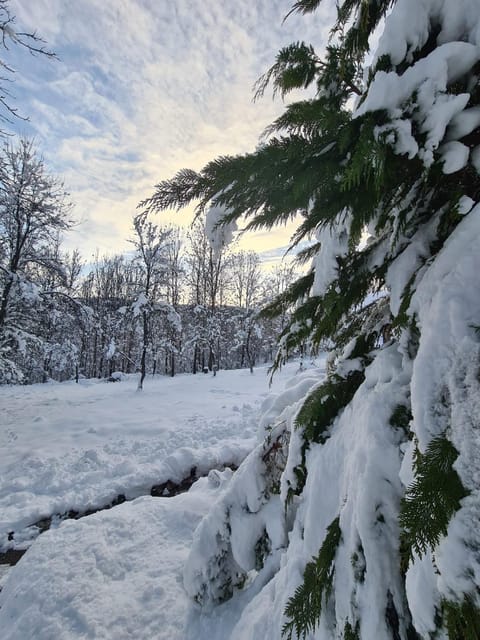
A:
[10,0,334,261]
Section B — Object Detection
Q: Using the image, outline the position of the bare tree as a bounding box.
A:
[63,249,83,293]
[229,250,263,309]
[80,253,140,378]
[131,211,172,390]
[183,220,233,371]
[0,1,56,131]
[0,138,72,381]
[185,220,231,310]
[164,225,184,309]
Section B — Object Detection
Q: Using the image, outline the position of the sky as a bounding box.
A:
[6,0,335,265]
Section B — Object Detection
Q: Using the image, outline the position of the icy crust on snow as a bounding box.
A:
[0,481,219,640]
[404,206,480,629]
[226,345,412,640]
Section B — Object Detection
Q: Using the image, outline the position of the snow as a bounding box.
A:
[409,205,480,450]
[356,0,480,169]
[0,365,299,547]
[457,195,475,216]
[200,344,412,640]
[446,105,480,140]
[311,214,350,297]
[359,43,476,116]
[0,484,217,640]
[132,292,148,316]
[404,205,480,630]
[373,0,480,66]
[385,216,438,317]
[1,1,479,636]
[105,339,116,360]
[0,360,325,638]
[205,204,237,255]
[404,551,439,637]
[440,140,470,174]
[356,42,476,165]
[472,145,480,174]
[183,365,326,609]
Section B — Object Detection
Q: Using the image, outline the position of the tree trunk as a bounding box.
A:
[246,327,254,374]
[92,332,98,378]
[138,310,148,390]
[193,343,198,374]
[0,273,14,331]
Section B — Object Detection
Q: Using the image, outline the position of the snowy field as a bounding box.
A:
[0,360,325,639]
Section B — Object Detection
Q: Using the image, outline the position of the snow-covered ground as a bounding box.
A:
[0,366,281,545]
[0,360,325,639]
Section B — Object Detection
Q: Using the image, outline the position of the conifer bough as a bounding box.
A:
[142,0,480,637]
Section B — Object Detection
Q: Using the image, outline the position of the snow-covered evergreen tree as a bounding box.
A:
[142,0,480,638]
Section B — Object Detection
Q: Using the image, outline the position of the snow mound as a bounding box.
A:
[0,481,218,640]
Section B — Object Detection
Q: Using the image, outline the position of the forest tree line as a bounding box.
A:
[0,139,301,385]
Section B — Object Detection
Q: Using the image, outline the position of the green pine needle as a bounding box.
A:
[282,517,342,639]
[400,436,468,563]
[442,595,480,640]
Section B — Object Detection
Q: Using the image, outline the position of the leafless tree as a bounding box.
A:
[131,211,172,390]
[0,138,72,381]
[0,1,56,131]
[228,250,263,309]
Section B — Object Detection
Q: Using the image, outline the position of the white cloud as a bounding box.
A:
[9,0,335,258]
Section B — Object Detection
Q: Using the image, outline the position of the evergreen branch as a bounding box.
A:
[263,98,350,139]
[253,41,320,101]
[295,368,365,443]
[138,168,206,214]
[283,0,323,21]
[333,0,394,57]
[400,436,468,563]
[260,272,314,320]
[343,620,360,640]
[293,242,321,264]
[442,595,480,640]
[282,517,341,639]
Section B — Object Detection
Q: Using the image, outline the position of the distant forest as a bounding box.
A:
[0,140,302,384]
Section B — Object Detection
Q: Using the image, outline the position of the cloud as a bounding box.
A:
[8,0,335,258]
